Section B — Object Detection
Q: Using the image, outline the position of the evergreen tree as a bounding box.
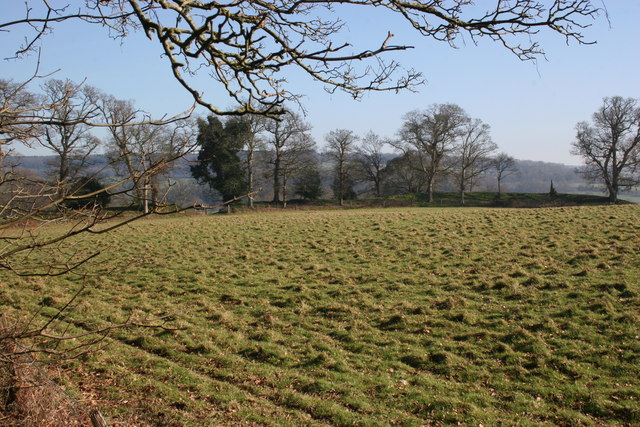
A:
[294,164,323,200]
[191,116,248,202]
[549,180,557,197]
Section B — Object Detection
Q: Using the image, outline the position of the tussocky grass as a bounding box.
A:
[1,205,639,425]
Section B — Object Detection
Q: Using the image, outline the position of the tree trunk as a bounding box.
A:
[338,160,345,206]
[427,177,434,203]
[122,152,145,210]
[282,173,288,208]
[151,180,159,211]
[142,178,149,214]
[57,153,69,199]
[460,169,465,205]
[272,156,281,205]
[247,151,254,209]
[608,185,618,204]
[425,160,438,203]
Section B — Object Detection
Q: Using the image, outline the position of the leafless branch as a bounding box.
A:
[2,1,601,116]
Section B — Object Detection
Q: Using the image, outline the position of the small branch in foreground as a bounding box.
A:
[193,190,262,211]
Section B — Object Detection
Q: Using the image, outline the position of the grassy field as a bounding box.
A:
[248,192,623,210]
[1,205,639,425]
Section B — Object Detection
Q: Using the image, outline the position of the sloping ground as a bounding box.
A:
[1,206,639,425]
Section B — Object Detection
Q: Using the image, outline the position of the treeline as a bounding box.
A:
[13,154,618,206]
[189,97,640,206]
[5,78,637,210]
[1,77,197,213]
[4,78,524,209]
[187,106,521,208]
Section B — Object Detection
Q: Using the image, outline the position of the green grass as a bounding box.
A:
[1,205,639,425]
[251,191,626,211]
[388,191,623,207]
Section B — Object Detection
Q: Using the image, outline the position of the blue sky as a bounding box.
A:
[2,1,639,164]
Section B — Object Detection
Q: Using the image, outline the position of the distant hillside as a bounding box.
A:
[501,160,587,193]
[7,155,113,178]
[504,160,639,201]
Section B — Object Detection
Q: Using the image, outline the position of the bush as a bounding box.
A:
[64,177,111,210]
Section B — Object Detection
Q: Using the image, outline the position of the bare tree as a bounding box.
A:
[571,96,640,204]
[38,79,101,197]
[492,152,519,196]
[136,122,196,213]
[382,152,428,195]
[0,74,198,280]
[99,95,196,212]
[454,119,497,204]
[241,115,267,209]
[326,129,358,205]
[0,78,41,150]
[3,1,600,116]
[279,137,317,208]
[355,132,388,197]
[98,96,146,208]
[393,104,468,202]
[264,112,313,206]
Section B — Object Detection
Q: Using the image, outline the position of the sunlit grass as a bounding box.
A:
[2,206,639,425]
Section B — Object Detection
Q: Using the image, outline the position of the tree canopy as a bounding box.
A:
[191,116,249,202]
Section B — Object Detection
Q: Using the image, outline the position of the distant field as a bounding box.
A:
[2,206,639,425]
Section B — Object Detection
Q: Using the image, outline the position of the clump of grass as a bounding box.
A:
[378,314,405,330]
